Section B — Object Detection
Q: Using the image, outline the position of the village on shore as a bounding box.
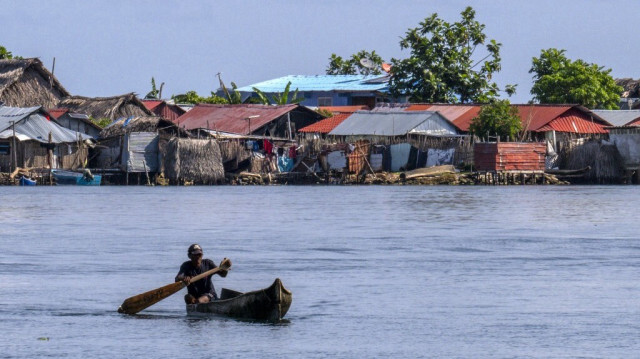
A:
[1,57,640,186]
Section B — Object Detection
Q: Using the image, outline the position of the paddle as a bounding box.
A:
[118,259,231,315]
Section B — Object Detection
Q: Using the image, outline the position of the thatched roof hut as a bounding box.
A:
[58,93,153,122]
[99,116,189,139]
[0,58,70,108]
[164,138,225,184]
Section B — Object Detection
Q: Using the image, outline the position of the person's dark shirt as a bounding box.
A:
[176,259,218,298]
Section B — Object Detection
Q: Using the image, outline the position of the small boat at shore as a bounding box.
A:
[52,169,101,186]
[19,176,36,186]
[186,278,292,322]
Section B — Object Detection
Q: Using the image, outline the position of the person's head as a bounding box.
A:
[188,244,203,266]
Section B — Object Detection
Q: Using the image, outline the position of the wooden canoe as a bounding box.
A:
[186,278,292,322]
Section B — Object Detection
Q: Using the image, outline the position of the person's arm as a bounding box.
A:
[175,264,191,284]
[217,258,231,277]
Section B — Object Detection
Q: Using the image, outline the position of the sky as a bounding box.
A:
[1,0,636,103]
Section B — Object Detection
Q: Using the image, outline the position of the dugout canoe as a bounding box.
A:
[186,278,292,322]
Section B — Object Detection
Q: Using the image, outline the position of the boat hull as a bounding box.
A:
[19,176,36,186]
[52,170,101,186]
[186,278,292,322]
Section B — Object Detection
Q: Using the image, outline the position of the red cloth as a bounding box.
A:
[288,145,297,159]
[263,139,273,154]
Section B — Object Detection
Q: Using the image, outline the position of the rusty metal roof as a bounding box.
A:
[175,104,301,134]
[299,113,352,133]
[405,103,608,133]
[141,100,163,111]
[48,108,69,119]
[537,109,608,133]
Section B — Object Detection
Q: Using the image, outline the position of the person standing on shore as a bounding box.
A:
[175,244,231,304]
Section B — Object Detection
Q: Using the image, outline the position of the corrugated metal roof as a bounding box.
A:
[48,108,69,119]
[405,104,607,133]
[328,111,458,136]
[299,113,352,133]
[0,106,92,143]
[406,104,481,131]
[175,104,299,135]
[236,75,389,93]
[319,105,369,113]
[591,110,640,127]
[537,111,607,134]
[141,100,163,111]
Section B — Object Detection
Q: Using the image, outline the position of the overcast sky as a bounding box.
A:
[1,0,634,103]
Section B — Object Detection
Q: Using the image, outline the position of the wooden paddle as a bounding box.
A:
[118,260,231,315]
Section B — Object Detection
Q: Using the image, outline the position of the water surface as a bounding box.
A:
[1,186,639,358]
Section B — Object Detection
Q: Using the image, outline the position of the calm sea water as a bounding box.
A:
[1,185,640,358]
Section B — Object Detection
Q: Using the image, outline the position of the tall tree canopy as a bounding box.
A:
[389,7,505,103]
[326,50,384,76]
[530,48,622,109]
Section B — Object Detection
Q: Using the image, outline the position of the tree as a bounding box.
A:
[389,7,506,103]
[171,91,227,104]
[530,48,622,109]
[468,99,522,141]
[0,46,22,60]
[145,77,163,99]
[326,50,384,75]
[252,81,304,105]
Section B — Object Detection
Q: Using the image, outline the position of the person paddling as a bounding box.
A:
[175,244,231,304]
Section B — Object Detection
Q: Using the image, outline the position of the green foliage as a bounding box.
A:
[252,81,304,105]
[389,7,508,103]
[0,45,22,59]
[0,46,13,59]
[215,73,244,104]
[529,48,622,109]
[145,77,159,99]
[316,108,334,118]
[469,99,522,141]
[89,117,113,128]
[226,82,243,104]
[326,50,384,75]
[171,91,228,104]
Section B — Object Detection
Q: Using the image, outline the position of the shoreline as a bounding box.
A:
[0,169,571,186]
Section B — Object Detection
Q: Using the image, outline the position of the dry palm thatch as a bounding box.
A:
[616,78,640,98]
[58,93,153,122]
[0,58,70,108]
[164,138,225,184]
[99,116,189,139]
[567,141,624,183]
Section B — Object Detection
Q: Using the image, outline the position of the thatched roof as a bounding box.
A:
[164,138,225,184]
[99,116,190,139]
[58,93,153,122]
[616,78,640,98]
[0,58,70,108]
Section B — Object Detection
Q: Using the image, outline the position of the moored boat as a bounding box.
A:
[186,278,292,322]
[52,169,101,186]
[19,176,36,186]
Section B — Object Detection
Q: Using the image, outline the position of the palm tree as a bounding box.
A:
[252,81,304,105]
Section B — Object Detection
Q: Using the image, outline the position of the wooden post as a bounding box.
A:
[10,121,17,173]
[48,132,53,185]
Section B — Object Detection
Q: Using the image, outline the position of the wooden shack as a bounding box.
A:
[474,142,545,172]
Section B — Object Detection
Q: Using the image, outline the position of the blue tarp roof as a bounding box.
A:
[236,75,389,93]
